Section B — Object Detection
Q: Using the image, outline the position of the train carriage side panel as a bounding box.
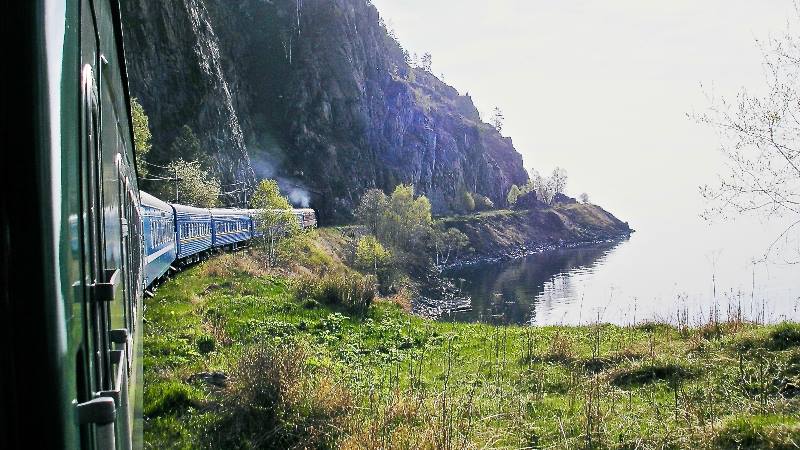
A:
[140,192,176,287]
[172,203,212,260]
[210,208,251,247]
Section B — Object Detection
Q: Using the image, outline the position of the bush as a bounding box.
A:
[354,235,391,273]
[293,271,377,315]
[210,342,351,449]
[473,193,494,211]
[768,323,800,350]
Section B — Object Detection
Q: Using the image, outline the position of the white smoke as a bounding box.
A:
[248,134,312,208]
[287,186,310,208]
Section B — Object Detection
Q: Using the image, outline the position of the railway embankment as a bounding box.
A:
[142,252,800,449]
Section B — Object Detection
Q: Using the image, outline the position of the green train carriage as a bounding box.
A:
[2,0,144,448]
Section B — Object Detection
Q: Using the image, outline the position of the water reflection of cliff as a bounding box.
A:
[442,241,624,325]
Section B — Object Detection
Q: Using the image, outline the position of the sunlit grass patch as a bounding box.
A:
[145,380,206,418]
[714,414,800,450]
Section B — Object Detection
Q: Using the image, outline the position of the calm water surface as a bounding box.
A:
[442,216,800,326]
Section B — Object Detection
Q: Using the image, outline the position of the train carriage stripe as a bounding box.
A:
[145,244,175,264]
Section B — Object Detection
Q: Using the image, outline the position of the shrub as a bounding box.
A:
[768,323,800,350]
[472,193,494,211]
[354,235,391,273]
[293,271,376,315]
[211,342,351,449]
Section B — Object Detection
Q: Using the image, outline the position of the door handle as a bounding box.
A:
[91,269,120,303]
[76,397,116,449]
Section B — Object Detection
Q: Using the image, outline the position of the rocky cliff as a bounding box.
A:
[121,0,529,221]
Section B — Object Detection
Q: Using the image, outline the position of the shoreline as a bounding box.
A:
[438,231,633,271]
[413,231,634,319]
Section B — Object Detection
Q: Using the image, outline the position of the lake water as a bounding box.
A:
[441,216,800,326]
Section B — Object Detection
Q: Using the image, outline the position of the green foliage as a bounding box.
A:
[355,184,433,253]
[170,125,210,169]
[277,230,335,271]
[507,184,522,206]
[196,334,215,354]
[251,179,292,210]
[715,415,800,449]
[354,235,391,274]
[355,188,388,238]
[610,363,696,388]
[432,227,470,265]
[768,322,800,350]
[459,188,475,213]
[130,97,151,177]
[294,271,377,315]
[144,257,800,449]
[251,179,298,267]
[145,381,203,418]
[162,159,220,207]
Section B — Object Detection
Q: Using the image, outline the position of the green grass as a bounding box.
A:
[143,253,800,449]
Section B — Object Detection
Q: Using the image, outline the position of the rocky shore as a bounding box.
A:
[413,203,633,318]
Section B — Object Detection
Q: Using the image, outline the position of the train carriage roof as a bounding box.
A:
[209,208,250,220]
[140,191,173,212]
[171,203,212,218]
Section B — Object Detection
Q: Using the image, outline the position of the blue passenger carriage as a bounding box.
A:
[172,203,213,263]
[211,208,252,249]
[141,192,176,287]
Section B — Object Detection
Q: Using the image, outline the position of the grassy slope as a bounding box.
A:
[144,253,799,449]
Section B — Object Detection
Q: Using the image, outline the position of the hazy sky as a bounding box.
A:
[371,0,797,231]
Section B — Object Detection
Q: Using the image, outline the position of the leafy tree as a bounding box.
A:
[697,8,799,260]
[432,227,470,265]
[384,184,432,249]
[130,97,152,177]
[250,179,298,267]
[355,188,388,239]
[579,192,590,204]
[162,159,220,207]
[355,235,391,275]
[491,107,505,133]
[530,169,554,205]
[251,179,292,210]
[354,184,432,253]
[460,189,475,213]
[170,125,211,169]
[473,193,494,211]
[529,167,568,205]
[507,184,522,206]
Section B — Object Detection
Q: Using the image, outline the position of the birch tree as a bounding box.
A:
[697,7,800,261]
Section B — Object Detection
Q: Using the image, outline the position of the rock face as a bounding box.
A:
[122,0,529,221]
[121,0,255,186]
